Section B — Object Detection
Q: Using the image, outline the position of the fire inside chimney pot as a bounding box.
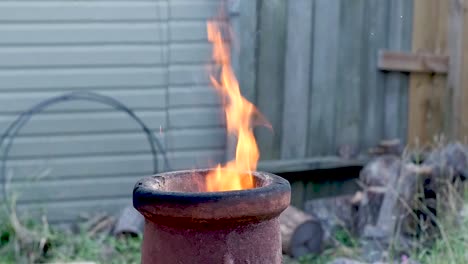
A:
[133,169,291,264]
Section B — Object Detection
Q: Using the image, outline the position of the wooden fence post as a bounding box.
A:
[407,0,449,146]
[448,0,468,141]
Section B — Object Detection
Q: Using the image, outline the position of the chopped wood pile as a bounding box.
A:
[364,142,467,241]
[282,141,468,262]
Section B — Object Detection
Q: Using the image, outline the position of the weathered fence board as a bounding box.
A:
[448,0,464,140]
[238,0,258,104]
[255,0,287,160]
[378,51,448,74]
[361,0,388,149]
[334,0,366,150]
[308,0,340,157]
[246,0,412,162]
[280,0,314,159]
[448,0,468,141]
[384,0,413,141]
[408,0,448,145]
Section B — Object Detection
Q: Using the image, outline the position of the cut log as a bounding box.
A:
[359,155,401,188]
[424,142,468,181]
[356,156,401,234]
[360,163,431,259]
[424,143,468,207]
[113,206,144,237]
[368,139,403,157]
[355,186,387,236]
[304,195,357,245]
[376,163,431,236]
[88,215,114,237]
[279,206,323,258]
[416,143,468,232]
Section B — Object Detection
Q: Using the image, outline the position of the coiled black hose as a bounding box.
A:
[0,91,170,209]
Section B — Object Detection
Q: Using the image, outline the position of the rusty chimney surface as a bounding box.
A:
[133,169,291,264]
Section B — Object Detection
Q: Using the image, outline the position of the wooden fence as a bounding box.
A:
[230,0,468,173]
[232,0,413,172]
[406,0,468,145]
[377,0,468,146]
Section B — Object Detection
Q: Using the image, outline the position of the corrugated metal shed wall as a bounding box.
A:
[0,0,225,223]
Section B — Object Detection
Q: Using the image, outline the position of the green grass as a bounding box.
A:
[412,215,468,264]
[1,185,467,264]
[2,209,468,264]
[292,228,361,264]
[45,231,142,264]
[0,207,142,264]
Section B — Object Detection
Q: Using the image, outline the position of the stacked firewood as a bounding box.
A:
[279,141,468,260]
[360,143,467,238]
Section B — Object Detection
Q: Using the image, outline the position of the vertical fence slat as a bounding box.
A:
[255,0,287,160]
[448,0,463,140]
[360,0,388,150]
[407,0,432,144]
[239,0,259,104]
[280,0,314,159]
[335,0,366,151]
[384,0,413,142]
[432,0,449,140]
[460,0,468,140]
[308,0,340,156]
[448,0,468,141]
[408,0,448,145]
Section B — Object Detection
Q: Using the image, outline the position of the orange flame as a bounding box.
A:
[205,20,266,192]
